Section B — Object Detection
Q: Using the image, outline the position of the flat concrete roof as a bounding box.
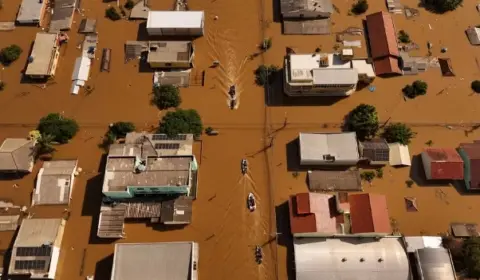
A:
[33,160,77,205]
[352,60,376,77]
[312,68,358,85]
[25,33,58,76]
[147,41,192,63]
[17,0,46,23]
[147,11,204,29]
[299,132,359,163]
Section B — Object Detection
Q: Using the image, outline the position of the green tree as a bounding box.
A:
[37,113,79,144]
[346,104,379,141]
[35,134,56,156]
[152,85,181,110]
[351,0,368,14]
[109,122,135,138]
[424,0,463,13]
[463,237,480,278]
[382,123,415,145]
[255,65,278,86]
[402,80,428,98]
[105,7,121,21]
[0,45,22,65]
[398,30,411,43]
[124,0,134,9]
[158,109,203,137]
[472,80,480,93]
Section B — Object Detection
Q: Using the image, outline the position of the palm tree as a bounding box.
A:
[36,134,56,156]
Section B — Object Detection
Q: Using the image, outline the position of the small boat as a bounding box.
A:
[247,193,256,212]
[255,245,263,264]
[228,85,236,97]
[241,159,248,175]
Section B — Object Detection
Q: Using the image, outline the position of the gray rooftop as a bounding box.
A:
[161,197,193,224]
[16,0,46,23]
[14,219,63,247]
[415,248,456,280]
[129,0,150,19]
[33,160,78,205]
[25,33,59,76]
[299,132,359,163]
[294,237,411,280]
[0,138,35,172]
[111,242,195,280]
[308,170,362,191]
[147,41,193,64]
[0,215,20,231]
[312,68,358,85]
[78,18,97,33]
[49,0,77,32]
[280,0,333,16]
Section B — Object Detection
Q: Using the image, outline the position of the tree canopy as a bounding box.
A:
[158,109,203,137]
[0,45,22,65]
[105,7,121,21]
[255,65,278,86]
[152,85,182,110]
[351,0,368,14]
[37,113,79,144]
[109,122,135,138]
[472,80,480,93]
[423,0,463,13]
[398,30,411,43]
[382,123,415,145]
[346,104,379,140]
[402,80,428,99]
[463,237,480,278]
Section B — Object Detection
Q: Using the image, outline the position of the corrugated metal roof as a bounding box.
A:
[111,242,194,280]
[299,132,359,164]
[349,193,391,234]
[366,12,399,58]
[294,237,411,280]
[17,0,46,22]
[0,138,35,172]
[415,248,456,280]
[33,160,77,205]
[389,143,411,166]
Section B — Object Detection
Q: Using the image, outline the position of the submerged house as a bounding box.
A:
[289,192,392,237]
[8,219,65,279]
[458,140,480,190]
[466,26,480,45]
[0,138,36,173]
[97,132,198,238]
[146,11,205,37]
[49,0,77,32]
[25,33,61,79]
[279,0,333,35]
[147,41,194,69]
[16,0,48,26]
[365,11,402,76]
[33,160,78,206]
[359,139,390,165]
[421,148,464,180]
[298,132,360,166]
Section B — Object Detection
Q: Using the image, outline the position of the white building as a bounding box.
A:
[298,132,360,166]
[33,160,78,206]
[146,11,204,37]
[8,219,65,279]
[25,33,60,79]
[71,56,91,95]
[284,53,375,96]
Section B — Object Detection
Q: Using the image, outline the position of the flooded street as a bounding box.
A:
[1,0,480,278]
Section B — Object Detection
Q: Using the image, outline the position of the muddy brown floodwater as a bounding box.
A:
[1,0,480,278]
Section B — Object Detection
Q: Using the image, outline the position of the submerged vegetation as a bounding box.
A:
[346,104,379,141]
[158,109,203,137]
[37,113,79,144]
[254,65,279,86]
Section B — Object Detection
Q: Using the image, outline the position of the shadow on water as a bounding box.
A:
[265,72,345,107]
[272,0,282,23]
[0,228,21,280]
[150,223,188,232]
[275,201,295,280]
[94,254,114,280]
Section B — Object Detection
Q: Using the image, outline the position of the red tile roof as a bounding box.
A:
[423,148,464,180]
[349,193,391,234]
[289,193,339,234]
[366,12,401,75]
[459,142,480,189]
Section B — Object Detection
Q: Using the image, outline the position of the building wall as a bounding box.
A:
[48,47,60,76]
[104,190,134,199]
[458,149,471,190]
[147,27,204,37]
[420,152,432,180]
[48,247,60,279]
[148,61,191,69]
[128,186,189,195]
[191,242,199,280]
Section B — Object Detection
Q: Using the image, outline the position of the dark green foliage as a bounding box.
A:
[205,127,214,134]
[346,104,379,141]
[261,38,272,51]
[152,85,181,110]
[383,123,415,145]
[255,65,278,86]
[405,179,414,187]
[376,168,384,178]
[105,7,121,21]
[402,80,428,98]
[398,30,411,43]
[109,122,135,138]
[463,237,480,278]
[158,109,203,137]
[124,0,134,9]
[471,80,480,93]
[423,0,463,13]
[361,171,375,182]
[35,134,56,156]
[0,81,4,91]
[37,113,79,144]
[425,140,433,146]
[351,0,368,14]
[0,45,22,65]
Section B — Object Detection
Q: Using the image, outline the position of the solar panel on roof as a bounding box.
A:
[151,134,187,141]
[154,143,180,150]
[16,246,52,257]
[374,150,389,161]
[14,260,46,270]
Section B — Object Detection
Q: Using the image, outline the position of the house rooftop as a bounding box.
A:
[280,0,333,15]
[351,59,376,78]
[288,53,351,83]
[422,148,464,180]
[147,41,192,64]
[147,11,204,29]
[161,196,193,224]
[33,160,78,205]
[299,132,359,163]
[16,0,45,23]
[111,242,196,280]
[349,193,391,234]
[49,0,77,32]
[360,139,390,162]
[26,33,58,76]
[307,170,362,192]
[389,143,411,166]
[0,138,35,172]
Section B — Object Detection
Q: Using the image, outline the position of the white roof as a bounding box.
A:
[289,53,351,82]
[17,0,45,22]
[352,59,376,78]
[147,11,204,29]
[299,132,359,162]
[25,33,58,76]
[312,68,358,85]
[14,219,62,247]
[72,56,91,81]
[404,236,442,253]
[389,143,411,166]
[294,237,411,280]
